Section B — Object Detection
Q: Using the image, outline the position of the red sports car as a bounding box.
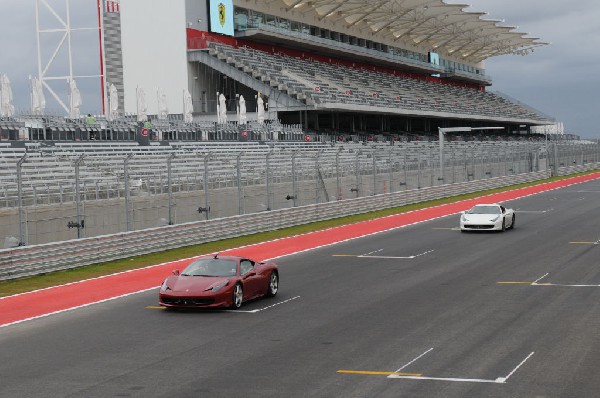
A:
[159,254,279,309]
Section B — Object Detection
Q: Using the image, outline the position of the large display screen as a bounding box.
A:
[429,52,440,77]
[209,0,234,36]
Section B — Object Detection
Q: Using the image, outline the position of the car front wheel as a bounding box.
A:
[510,215,515,229]
[266,271,279,297]
[231,283,243,309]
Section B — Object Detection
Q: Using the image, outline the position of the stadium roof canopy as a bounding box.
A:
[278,0,548,63]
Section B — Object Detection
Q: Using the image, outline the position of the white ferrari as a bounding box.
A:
[460,204,515,232]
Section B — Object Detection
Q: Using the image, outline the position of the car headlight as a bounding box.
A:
[461,214,467,221]
[490,216,500,222]
[211,279,230,292]
[160,279,171,292]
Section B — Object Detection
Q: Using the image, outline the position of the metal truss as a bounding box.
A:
[35,0,101,114]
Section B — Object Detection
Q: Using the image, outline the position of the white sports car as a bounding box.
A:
[460,204,515,232]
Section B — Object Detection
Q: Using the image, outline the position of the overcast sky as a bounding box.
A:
[449,0,600,138]
[1,0,598,137]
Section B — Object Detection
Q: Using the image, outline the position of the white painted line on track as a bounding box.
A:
[391,347,434,375]
[388,375,505,383]
[515,208,553,213]
[531,273,550,285]
[364,249,384,256]
[499,351,535,383]
[224,295,300,313]
[502,273,600,288]
[358,250,434,259]
[388,351,535,384]
[542,283,600,287]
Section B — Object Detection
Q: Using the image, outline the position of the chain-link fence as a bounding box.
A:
[1,140,596,247]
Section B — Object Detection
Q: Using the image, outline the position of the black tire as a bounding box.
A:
[266,271,279,297]
[510,214,516,229]
[501,217,506,232]
[231,283,243,309]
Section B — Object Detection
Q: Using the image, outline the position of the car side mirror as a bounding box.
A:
[172,270,180,276]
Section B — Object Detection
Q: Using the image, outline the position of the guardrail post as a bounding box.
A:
[470,147,475,180]
[335,148,342,200]
[402,149,408,192]
[236,151,244,215]
[388,149,393,194]
[429,147,434,187]
[266,151,272,211]
[292,150,299,207]
[203,153,211,220]
[438,128,445,184]
[74,154,85,239]
[167,153,175,225]
[17,154,27,246]
[315,149,323,203]
[451,146,456,184]
[417,156,422,189]
[372,149,377,195]
[124,153,134,231]
[354,150,361,198]
[552,143,558,176]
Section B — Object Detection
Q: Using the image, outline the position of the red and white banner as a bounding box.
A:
[106,0,120,13]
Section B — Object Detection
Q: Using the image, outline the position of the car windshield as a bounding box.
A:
[181,259,237,277]
[468,205,500,215]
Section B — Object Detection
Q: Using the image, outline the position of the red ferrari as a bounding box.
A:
[159,254,279,309]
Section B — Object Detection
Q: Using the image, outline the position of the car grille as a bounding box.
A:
[162,297,215,306]
[464,224,494,229]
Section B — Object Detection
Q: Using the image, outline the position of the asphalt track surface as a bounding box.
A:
[2,175,600,397]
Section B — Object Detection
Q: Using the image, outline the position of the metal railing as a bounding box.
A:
[1,141,553,245]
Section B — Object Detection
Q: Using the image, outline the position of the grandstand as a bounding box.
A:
[2,0,582,246]
[0,0,554,144]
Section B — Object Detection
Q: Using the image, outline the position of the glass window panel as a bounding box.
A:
[265,14,276,26]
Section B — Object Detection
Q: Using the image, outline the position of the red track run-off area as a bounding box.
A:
[1,173,599,328]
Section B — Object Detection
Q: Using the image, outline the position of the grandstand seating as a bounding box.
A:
[207,42,546,122]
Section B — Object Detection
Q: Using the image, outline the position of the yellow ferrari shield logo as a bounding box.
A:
[218,3,226,27]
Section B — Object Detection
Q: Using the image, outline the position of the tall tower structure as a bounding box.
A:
[100,0,125,114]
